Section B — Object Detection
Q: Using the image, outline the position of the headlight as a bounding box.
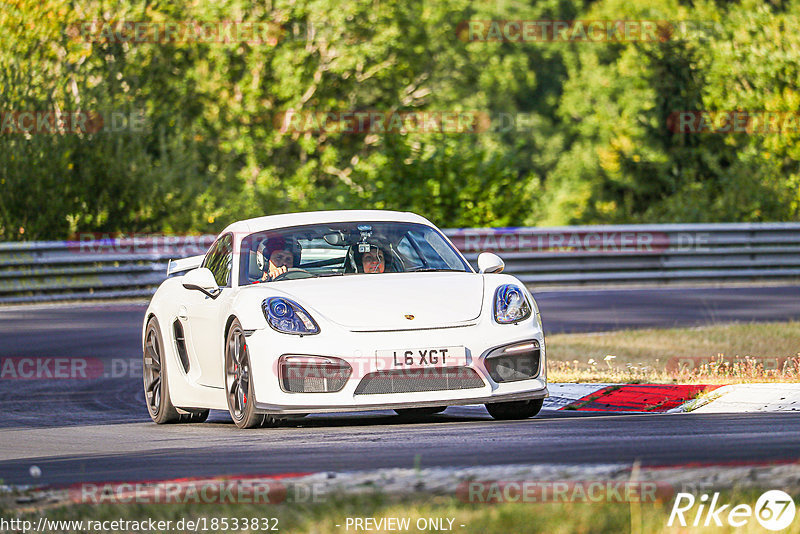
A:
[262,297,320,335]
[493,284,532,324]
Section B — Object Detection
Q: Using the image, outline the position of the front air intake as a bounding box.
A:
[484,340,541,383]
[279,356,351,393]
[172,320,190,373]
[354,367,484,395]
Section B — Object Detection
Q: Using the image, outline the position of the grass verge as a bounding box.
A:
[546,321,800,383]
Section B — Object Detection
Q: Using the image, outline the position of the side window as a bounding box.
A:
[202,234,233,287]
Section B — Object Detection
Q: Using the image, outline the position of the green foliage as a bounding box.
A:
[0,0,798,239]
[544,0,800,224]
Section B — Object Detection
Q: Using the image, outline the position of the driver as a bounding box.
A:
[257,237,295,281]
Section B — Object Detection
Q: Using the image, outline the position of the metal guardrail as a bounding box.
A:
[1,223,799,303]
[0,236,214,304]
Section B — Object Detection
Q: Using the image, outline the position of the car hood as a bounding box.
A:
[272,272,484,330]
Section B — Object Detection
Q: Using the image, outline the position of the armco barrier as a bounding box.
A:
[450,222,800,285]
[1,223,799,303]
[0,236,214,304]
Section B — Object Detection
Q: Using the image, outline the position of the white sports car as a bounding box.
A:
[142,210,548,428]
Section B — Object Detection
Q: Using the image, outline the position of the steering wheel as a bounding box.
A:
[271,267,315,281]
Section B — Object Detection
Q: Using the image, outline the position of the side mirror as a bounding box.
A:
[477,252,505,274]
[182,267,221,298]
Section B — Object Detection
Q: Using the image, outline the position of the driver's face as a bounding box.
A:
[362,249,385,273]
[269,249,293,269]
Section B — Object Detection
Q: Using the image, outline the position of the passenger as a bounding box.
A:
[355,245,387,274]
[257,237,295,281]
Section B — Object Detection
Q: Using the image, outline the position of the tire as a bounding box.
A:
[485,398,544,420]
[143,317,180,424]
[225,319,264,429]
[394,406,447,416]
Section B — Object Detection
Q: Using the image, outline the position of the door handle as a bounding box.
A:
[178,306,188,321]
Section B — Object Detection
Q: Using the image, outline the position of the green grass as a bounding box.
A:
[546,321,800,383]
[3,489,795,534]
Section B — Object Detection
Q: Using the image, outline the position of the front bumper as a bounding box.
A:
[254,387,548,414]
[245,317,547,415]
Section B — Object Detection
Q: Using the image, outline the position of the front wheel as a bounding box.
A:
[225,319,264,429]
[485,399,544,420]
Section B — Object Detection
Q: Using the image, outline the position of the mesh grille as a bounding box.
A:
[280,361,350,393]
[354,367,484,395]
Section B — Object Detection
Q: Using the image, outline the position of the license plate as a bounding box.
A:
[376,346,467,370]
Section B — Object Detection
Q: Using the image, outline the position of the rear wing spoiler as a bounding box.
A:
[167,255,204,276]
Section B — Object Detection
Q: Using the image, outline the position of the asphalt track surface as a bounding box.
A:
[1,285,799,486]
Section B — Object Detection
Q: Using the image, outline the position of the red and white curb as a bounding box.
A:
[547,383,800,413]
[542,383,617,410]
[545,383,721,413]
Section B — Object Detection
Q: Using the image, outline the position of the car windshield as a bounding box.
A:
[238,221,471,285]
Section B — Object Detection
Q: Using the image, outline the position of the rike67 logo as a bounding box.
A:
[668,490,796,530]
